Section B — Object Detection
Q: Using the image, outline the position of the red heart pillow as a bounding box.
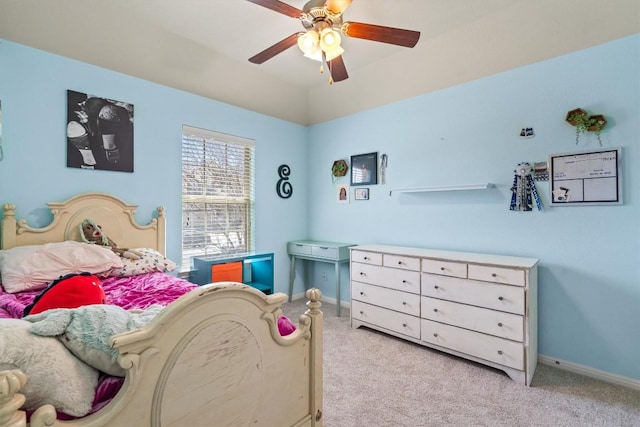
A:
[23,272,106,316]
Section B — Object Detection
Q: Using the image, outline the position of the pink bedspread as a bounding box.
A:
[0,272,198,319]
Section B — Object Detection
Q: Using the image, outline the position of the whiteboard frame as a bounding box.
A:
[549,147,622,206]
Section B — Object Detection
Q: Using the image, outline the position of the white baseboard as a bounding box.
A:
[538,354,640,391]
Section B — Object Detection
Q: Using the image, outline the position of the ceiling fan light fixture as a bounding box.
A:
[324,46,344,62]
[304,47,323,62]
[325,0,353,14]
[297,30,319,55]
[319,28,342,53]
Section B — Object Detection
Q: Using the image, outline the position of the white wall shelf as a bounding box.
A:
[389,183,493,196]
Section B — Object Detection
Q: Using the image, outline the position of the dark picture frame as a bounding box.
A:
[354,188,369,200]
[67,89,134,172]
[350,152,378,186]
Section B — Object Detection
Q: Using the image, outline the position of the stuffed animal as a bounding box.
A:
[23,272,106,316]
[79,218,142,260]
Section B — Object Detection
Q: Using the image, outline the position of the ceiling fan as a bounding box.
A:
[247,0,421,83]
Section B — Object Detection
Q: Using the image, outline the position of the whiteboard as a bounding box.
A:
[549,148,622,206]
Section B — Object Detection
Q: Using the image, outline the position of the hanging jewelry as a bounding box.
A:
[510,162,542,212]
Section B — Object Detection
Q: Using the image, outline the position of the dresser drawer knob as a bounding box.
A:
[433,333,438,338]
[402,280,408,283]
[359,291,364,295]
[402,302,407,306]
[434,308,438,312]
[497,350,503,355]
[434,285,439,289]
[402,323,407,327]
[364,256,370,260]
[498,296,504,301]
[498,322,503,327]
[360,311,364,315]
[492,273,497,277]
[360,272,365,276]
[440,267,445,271]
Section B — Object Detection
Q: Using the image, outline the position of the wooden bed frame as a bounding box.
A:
[0,193,324,427]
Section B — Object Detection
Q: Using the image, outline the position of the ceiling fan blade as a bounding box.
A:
[246,0,303,18]
[325,0,353,14]
[328,55,349,82]
[342,21,420,48]
[249,33,300,64]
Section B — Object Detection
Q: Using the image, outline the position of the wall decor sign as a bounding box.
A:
[549,148,621,206]
[350,152,378,186]
[276,164,293,198]
[354,188,369,200]
[67,90,134,172]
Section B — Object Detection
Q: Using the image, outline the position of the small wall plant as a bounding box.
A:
[565,108,607,146]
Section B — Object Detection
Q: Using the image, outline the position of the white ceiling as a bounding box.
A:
[1,0,638,125]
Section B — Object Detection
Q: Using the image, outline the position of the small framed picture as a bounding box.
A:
[350,152,378,186]
[354,188,369,200]
[337,184,349,204]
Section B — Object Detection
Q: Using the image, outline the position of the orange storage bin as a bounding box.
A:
[211,261,242,283]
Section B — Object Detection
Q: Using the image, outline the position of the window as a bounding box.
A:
[181,125,255,271]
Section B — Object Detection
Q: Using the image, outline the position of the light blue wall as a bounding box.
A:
[1,35,639,382]
[0,39,310,291]
[306,34,640,381]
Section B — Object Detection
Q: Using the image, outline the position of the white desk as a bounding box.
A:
[287,240,355,316]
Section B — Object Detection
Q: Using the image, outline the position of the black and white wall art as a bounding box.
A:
[67,90,134,172]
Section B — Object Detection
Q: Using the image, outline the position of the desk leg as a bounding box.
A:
[335,261,341,317]
[288,255,296,302]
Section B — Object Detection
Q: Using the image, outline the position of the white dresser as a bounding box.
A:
[350,244,538,386]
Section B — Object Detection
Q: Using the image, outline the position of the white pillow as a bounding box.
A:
[0,318,99,417]
[108,248,177,277]
[0,241,123,293]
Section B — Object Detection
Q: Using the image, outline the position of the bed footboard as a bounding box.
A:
[0,284,323,427]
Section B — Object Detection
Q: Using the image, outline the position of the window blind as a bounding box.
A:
[181,125,255,271]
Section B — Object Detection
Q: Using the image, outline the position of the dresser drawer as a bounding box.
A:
[468,264,525,287]
[288,242,311,256]
[351,250,382,265]
[353,282,420,316]
[422,273,525,315]
[421,319,524,370]
[311,245,337,259]
[421,297,523,341]
[422,259,467,278]
[383,254,420,271]
[351,263,420,294]
[353,300,420,339]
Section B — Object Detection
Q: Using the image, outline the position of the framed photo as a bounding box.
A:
[67,90,134,172]
[354,188,369,200]
[549,148,622,206]
[336,184,349,204]
[350,152,378,186]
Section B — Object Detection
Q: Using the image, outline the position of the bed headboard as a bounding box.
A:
[1,193,166,254]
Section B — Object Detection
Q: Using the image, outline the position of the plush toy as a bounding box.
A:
[23,272,106,316]
[80,218,142,260]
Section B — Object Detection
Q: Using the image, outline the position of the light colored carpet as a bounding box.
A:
[282,299,640,427]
